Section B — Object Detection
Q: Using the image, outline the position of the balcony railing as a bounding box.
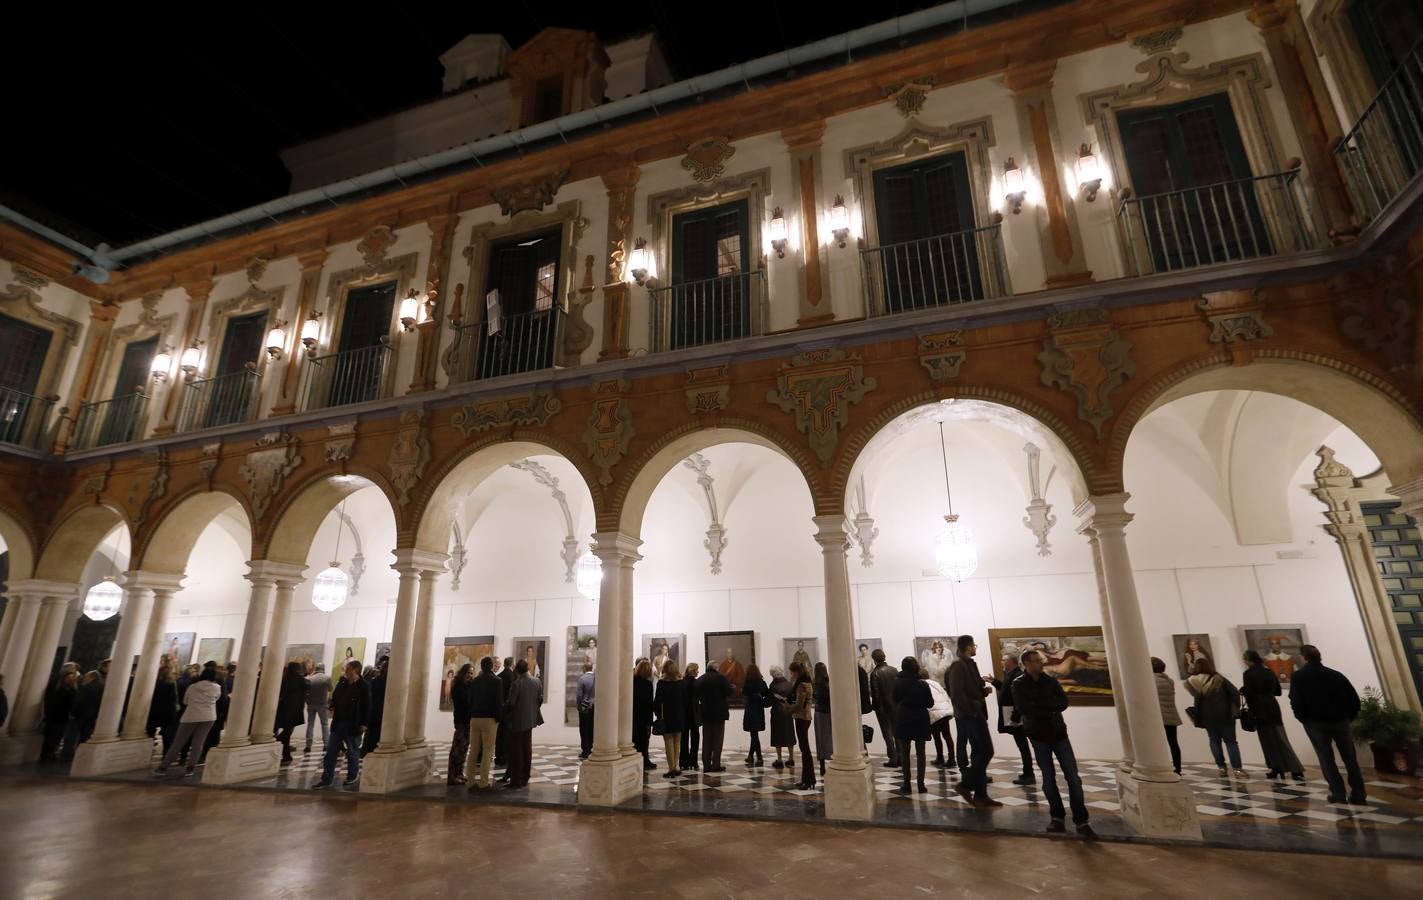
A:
[72,392,148,450]
[300,341,391,412]
[0,388,54,450]
[860,218,1008,317]
[1115,169,1316,276]
[649,270,766,352]
[453,306,565,383]
[178,368,261,433]
[1335,36,1423,222]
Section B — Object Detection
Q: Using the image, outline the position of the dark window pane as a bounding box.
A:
[0,314,51,395]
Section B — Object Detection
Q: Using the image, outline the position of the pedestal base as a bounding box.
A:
[823,761,876,821]
[201,740,281,785]
[577,753,644,806]
[69,736,155,776]
[360,745,434,794]
[1116,770,1203,840]
[0,733,42,765]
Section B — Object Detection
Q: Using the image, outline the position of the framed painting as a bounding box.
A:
[913,636,957,683]
[284,643,325,674]
[564,625,597,725]
[375,642,392,664]
[1238,624,1309,686]
[441,635,496,711]
[704,630,756,707]
[162,632,196,669]
[197,637,234,668]
[782,637,820,673]
[643,634,686,676]
[512,636,550,685]
[331,637,367,678]
[855,638,883,678]
[987,627,1114,706]
[1171,633,1217,680]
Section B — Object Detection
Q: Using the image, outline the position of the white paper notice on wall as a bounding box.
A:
[486,289,502,335]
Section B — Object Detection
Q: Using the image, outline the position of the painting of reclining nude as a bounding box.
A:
[986,627,1114,706]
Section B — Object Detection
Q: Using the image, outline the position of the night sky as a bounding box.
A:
[6,3,994,248]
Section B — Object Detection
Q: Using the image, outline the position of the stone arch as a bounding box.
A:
[1107,352,1423,491]
[35,503,131,582]
[133,486,253,576]
[612,422,820,539]
[260,466,401,566]
[0,501,36,581]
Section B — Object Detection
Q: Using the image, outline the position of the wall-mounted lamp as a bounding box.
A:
[265,320,288,360]
[149,345,173,383]
[1002,157,1027,214]
[179,341,204,378]
[828,195,851,248]
[1076,143,1103,202]
[301,311,322,352]
[768,207,789,258]
[399,288,421,332]
[627,237,653,286]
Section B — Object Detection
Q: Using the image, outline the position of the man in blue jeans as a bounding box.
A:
[314,660,370,789]
[1289,644,1366,805]
[946,634,999,807]
[1011,648,1096,838]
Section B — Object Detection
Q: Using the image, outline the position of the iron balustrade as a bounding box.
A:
[1335,37,1423,222]
[859,219,1007,317]
[300,341,391,412]
[1115,169,1315,276]
[178,368,262,433]
[453,305,566,383]
[0,387,54,449]
[73,391,148,450]
[648,270,766,352]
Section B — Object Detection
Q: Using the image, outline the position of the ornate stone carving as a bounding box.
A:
[492,169,569,218]
[766,348,878,464]
[584,380,634,486]
[12,265,48,290]
[685,364,731,414]
[199,443,221,487]
[240,433,302,520]
[918,330,967,382]
[1021,443,1057,557]
[681,136,735,182]
[81,473,107,496]
[562,253,597,361]
[387,410,431,506]
[451,390,562,437]
[1038,313,1135,438]
[448,523,467,591]
[1132,27,1183,55]
[847,476,878,567]
[324,422,357,464]
[332,508,366,596]
[245,256,271,285]
[1334,266,1416,372]
[357,226,396,270]
[683,453,728,575]
[511,458,582,582]
[1204,308,1274,343]
[130,449,168,526]
[883,78,935,117]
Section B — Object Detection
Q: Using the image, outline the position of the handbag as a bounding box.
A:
[1239,706,1257,733]
[862,723,875,745]
[652,719,665,736]
[1185,704,1203,728]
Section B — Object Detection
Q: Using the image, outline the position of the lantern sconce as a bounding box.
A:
[828,195,852,248]
[149,345,173,383]
[627,237,654,286]
[179,341,204,378]
[768,207,789,258]
[1003,157,1027,215]
[301,311,323,352]
[1076,143,1103,202]
[265,320,287,360]
[399,288,422,332]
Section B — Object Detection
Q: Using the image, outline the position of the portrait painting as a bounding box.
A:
[441,635,496,711]
[987,627,1114,706]
[704,630,756,707]
[642,633,685,674]
[331,637,367,679]
[1171,633,1216,680]
[162,632,196,669]
[564,625,597,725]
[375,642,392,664]
[782,637,820,673]
[913,636,957,684]
[284,643,325,674]
[196,637,234,668]
[855,638,883,677]
[1239,625,1309,686]
[512,636,550,685]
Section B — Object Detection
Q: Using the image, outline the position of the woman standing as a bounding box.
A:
[1185,658,1246,778]
[447,663,475,784]
[681,663,701,771]
[924,666,955,769]
[633,659,656,771]
[41,671,78,762]
[274,661,307,765]
[146,663,181,756]
[1241,650,1305,781]
[812,662,832,779]
[654,660,688,777]
[1151,657,1183,774]
[786,662,816,789]
[741,663,769,767]
[154,668,222,777]
[768,666,795,771]
[894,657,933,794]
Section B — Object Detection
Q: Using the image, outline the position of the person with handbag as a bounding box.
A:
[893,658,932,795]
[653,659,688,778]
[1150,657,1183,774]
[1185,658,1246,778]
[1241,650,1305,781]
[633,659,656,771]
[741,663,769,767]
[786,661,816,790]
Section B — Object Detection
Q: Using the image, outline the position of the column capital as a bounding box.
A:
[811,514,849,548]
[591,531,643,564]
[1003,59,1057,95]
[120,570,186,594]
[391,547,449,575]
[297,249,328,273]
[5,579,80,602]
[1074,493,1134,531]
[1388,477,1423,523]
[245,559,307,586]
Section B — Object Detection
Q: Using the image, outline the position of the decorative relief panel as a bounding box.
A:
[129,449,168,526]
[1332,265,1417,373]
[681,136,735,182]
[241,433,302,520]
[918,330,967,382]
[388,410,431,506]
[1199,290,1273,344]
[357,226,396,270]
[583,380,634,486]
[766,348,877,464]
[1038,309,1134,439]
[685,364,731,414]
[450,390,562,437]
[883,77,935,118]
[324,422,357,464]
[492,169,569,218]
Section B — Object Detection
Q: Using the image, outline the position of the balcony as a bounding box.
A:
[0,388,54,450]
[178,368,261,433]
[453,305,565,383]
[1335,37,1423,222]
[859,218,1008,317]
[300,341,392,412]
[648,270,766,352]
[1115,169,1316,276]
[72,392,148,450]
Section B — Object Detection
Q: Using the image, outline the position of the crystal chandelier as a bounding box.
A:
[312,498,351,613]
[83,576,123,622]
[934,423,978,582]
[576,550,602,601]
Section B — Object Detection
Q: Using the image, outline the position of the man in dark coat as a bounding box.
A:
[314,660,370,789]
[1012,649,1093,837]
[868,651,899,766]
[994,652,1036,786]
[495,656,515,771]
[361,655,389,756]
[947,634,999,807]
[1289,644,1366,804]
[504,659,543,789]
[696,664,733,772]
[467,656,505,790]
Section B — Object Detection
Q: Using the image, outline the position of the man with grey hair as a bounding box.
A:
[1010,648,1094,838]
[303,663,332,753]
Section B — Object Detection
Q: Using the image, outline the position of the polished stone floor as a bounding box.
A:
[2,774,1419,898]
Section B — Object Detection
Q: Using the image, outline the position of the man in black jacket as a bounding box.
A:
[1011,649,1094,837]
[494,656,515,772]
[947,635,998,807]
[697,664,733,772]
[1289,645,1366,804]
[868,651,899,766]
[314,660,370,789]
[466,656,505,790]
[362,655,389,757]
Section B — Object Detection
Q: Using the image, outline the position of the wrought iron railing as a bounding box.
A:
[178,368,261,433]
[648,270,767,352]
[1115,169,1316,276]
[72,392,148,450]
[452,306,566,382]
[859,218,1007,317]
[300,341,391,412]
[1334,36,1423,222]
[0,387,54,449]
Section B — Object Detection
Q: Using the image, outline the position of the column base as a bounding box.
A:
[359,745,434,794]
[201,741,281,785]
[823,761,876,821]
[1116,770,1202,841]
[0,733,43,766]
[577,753,644,807]
[70,736,155,776]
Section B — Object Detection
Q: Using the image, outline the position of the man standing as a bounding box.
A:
[466,657,504,790]
[314,660,370,789]
[576,663,596,759]
[697,661,733,772]
[495,656,515,771]
[947,634,999,807]
[448,664,475,785]
[504,659,543,789]
[995,651,1036,786]
[303,663,332,753]
[1289,645,1366,804]
[868,650,899,766]
[1011,649,1094,837]
[362,656,389,757]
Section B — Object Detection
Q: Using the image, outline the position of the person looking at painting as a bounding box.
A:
[633,659,657,771]
[314,660,370,789]
[153,667,223,778]
[923,663,955,770]
[466,656,504,791]
[741,663,769,767]
[654,660,688,777]
[812,662,832,779]
[784,661,817,790]
[697,658,733,772]
[947,634,999,807]
[1011,649,1095,838]
[1150,658,1183,774]
[576,663,596,759]
[447,664,476,785]
[495,656,515,775]
[868,650,899,767]
[1289,644,1366,805]
[682,663,702,771]
[893,657,931,795]
[994,652,1036,786]
[504,658,543,790]
[304,663,332,754]
[1241,650,1305,782]
[274,661,307,766]
[361,655,389,757]
[1185,658,1246,778]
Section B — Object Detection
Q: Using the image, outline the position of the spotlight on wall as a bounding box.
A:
[768,206,789,258]
[149,345,173,383]
[179,341,204,378]
[265,320,288,360]
[301,311,322,352]
[1002,157,1027,215]
[627,237,653,286]
[828,195,851,248]
[1076,143,1103,202]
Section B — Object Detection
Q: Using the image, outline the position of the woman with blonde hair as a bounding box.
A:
[654,659,688,777]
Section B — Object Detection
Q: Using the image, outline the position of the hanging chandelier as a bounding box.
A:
[83,576,123,622]
[312,498,351,613]
[576,550,602,601]
[934,423,978,582]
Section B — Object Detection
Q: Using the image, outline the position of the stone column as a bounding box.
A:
[0,594,20,674]
[579,532,645,806]
[1081,526,1135,767]
[12,595,74,735]
[617,548,637,757]
[813,515,875,820]
[782,118,834,326]
[250,570,306,743]
[0,595,42,718]
[1075,494,1201,840]
[271,249,327,415]
[598,162,639,361]
[404,560,446,747]
[120,575,185,741]
[376,560,421,754]
[89,581,153,744]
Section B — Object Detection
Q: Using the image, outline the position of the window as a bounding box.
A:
[329,281,396,406]
[667,200,751,348]
[535,76,564,122]
[94,335,155,446]
[112,336,157,398]
[1349,0,1423,87]
[870,153,981,311]
[205,312,264,428]
[0,314,51,397]
[477,229,562,378]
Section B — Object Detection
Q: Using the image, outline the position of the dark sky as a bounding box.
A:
[5,3,986,248]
